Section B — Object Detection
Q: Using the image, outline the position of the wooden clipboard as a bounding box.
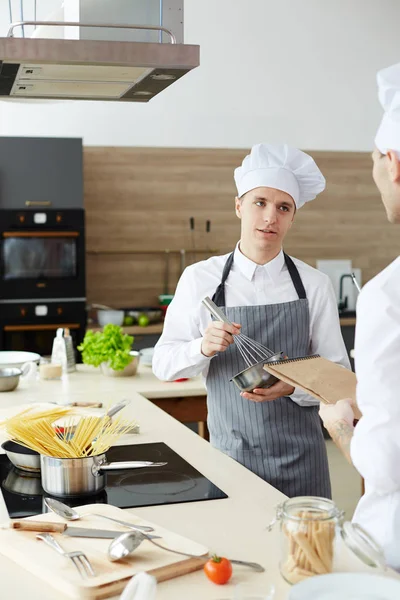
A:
[263,354,361,420]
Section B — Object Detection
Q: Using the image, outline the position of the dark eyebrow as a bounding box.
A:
[279,201,294,209]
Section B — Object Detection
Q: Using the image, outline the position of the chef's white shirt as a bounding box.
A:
[351,256,400,570]
[153,245,350,407]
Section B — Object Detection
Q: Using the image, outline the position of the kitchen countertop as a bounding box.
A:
[0,365,289,600]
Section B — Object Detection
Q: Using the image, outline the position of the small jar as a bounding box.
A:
[269,496,387,586]
[271,496,343,585]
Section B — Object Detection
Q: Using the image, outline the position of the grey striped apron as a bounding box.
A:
[206,252,331,498]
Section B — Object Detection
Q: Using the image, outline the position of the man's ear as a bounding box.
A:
[235,196,242,219]
[386,150,400,183]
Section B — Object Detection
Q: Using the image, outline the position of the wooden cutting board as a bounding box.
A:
[0,503,209,599]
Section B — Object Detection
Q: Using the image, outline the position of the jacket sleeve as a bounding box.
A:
[350,280,400,494]
[152,266,212,381]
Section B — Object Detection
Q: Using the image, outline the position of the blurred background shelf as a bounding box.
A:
[87,323,163,335]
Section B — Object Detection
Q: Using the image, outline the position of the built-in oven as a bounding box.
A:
[0,300,87,357]
[0,209,85,301]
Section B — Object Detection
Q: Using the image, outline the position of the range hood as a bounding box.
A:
[0,21,200,102]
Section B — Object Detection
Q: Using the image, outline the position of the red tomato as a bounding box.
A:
[204,555,232,585]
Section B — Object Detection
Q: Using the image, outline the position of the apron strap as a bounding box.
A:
[211,252,234,306]
[283,253,307,299]
[212,250,307,306]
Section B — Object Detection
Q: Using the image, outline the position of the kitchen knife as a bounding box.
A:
[10,521,161,539]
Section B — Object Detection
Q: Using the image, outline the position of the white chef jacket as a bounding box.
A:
[153,245,350,407]
[351,256,400,570]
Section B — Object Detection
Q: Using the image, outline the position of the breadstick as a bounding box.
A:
[314,527,333,572]
[292,530,329,575]
[287,566,315,584]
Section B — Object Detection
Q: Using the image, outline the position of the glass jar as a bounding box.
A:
[271,496,343,585]
[269,496,387,586]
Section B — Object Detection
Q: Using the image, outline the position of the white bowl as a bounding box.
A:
[0,351,40,369]
[139,347,154,367]
[97,310,125,327]
[288,573,400,600]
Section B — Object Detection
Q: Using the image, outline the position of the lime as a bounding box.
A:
[123,315,134,326]
[138,314,150,327]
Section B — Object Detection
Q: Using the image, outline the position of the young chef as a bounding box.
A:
[153,143,350,498]
[319,62,400,570]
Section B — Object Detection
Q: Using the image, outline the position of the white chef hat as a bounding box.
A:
[234,143,326,209]
[375,62,400,155]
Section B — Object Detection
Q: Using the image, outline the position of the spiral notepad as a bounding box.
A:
[263,354,361,420]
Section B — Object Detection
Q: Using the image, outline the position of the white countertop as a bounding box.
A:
[0,365,289,600]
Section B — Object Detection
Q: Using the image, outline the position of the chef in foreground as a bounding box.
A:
[153,143,350,498]
[319,62,400,570]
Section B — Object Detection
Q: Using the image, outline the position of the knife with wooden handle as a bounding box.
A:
[11,520,66,532]
[10,521,161,539]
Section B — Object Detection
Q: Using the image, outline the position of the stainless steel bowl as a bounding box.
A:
[1,440,41,472]
[3,467,43,496]
[230,352,284,392]
[0,367,22,392]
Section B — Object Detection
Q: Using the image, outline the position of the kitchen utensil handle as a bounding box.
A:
[94,461,168,473]
[229,559,265,573]
[106,398,130,418]
[90,514,155,533]
[142,537,265,573]
[11,520,66,533]
[70,401,103,408]
[36,533,66,555]
[202,296,233,326]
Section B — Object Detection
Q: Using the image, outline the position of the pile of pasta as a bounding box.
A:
[2,405,137,458]
[281,510,335,584]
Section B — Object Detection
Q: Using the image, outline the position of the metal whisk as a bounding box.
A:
[202,297,277,368]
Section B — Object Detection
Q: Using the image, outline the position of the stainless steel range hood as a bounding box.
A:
[0,21,200,102]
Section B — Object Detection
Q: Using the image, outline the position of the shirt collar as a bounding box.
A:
[233,242,285,283]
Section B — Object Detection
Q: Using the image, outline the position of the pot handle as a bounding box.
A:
[93,461,167,475]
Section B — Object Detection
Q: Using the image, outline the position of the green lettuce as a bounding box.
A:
[78,324,134,371]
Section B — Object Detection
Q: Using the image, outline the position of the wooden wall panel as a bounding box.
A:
[84,148,399,307]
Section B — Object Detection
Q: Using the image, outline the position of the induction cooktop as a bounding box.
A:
[0,442,228,518]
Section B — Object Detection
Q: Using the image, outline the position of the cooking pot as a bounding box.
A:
[40,454,167,497]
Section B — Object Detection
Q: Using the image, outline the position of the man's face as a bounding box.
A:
[372,148,400,223]
[235,187,296,251]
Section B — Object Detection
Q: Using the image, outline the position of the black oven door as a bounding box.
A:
[0,209,85,300]
[0,229,85,301]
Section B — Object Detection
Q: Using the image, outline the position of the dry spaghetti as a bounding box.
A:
[3,410,137,458]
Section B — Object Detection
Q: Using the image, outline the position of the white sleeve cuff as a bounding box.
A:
[188,337,213,365]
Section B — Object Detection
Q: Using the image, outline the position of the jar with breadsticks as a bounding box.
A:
[267,496,342,585]
[267,496,387,585]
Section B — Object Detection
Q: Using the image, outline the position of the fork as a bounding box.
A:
[37,533,96,579]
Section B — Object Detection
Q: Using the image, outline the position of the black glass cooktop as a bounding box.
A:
[0,442,228,518]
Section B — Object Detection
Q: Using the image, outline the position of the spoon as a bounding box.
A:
[108,531,265,573]
[44,497,155,534]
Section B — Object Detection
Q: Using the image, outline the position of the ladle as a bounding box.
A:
[108,530,265,572]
